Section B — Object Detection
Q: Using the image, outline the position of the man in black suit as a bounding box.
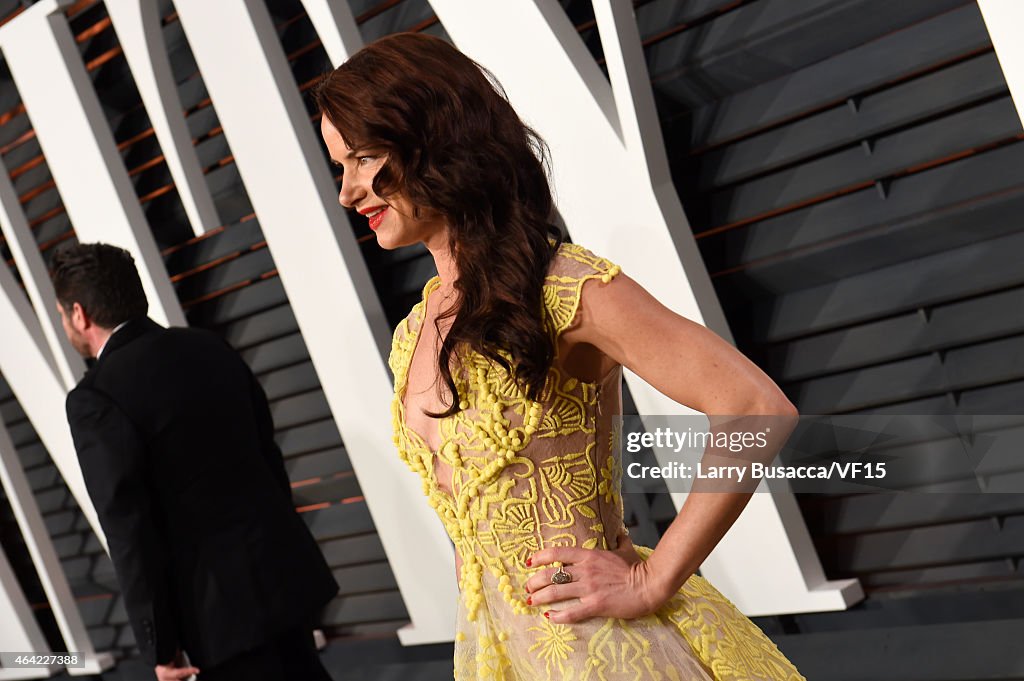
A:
[54,243,339,681]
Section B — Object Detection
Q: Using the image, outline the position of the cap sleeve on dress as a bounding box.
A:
[543,242,623,337]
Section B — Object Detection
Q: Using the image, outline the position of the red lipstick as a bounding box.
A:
[358,205,389,231]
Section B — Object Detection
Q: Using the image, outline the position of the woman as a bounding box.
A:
[314,32,804,681]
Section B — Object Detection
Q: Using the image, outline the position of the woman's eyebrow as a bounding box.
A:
[328,149,358,164]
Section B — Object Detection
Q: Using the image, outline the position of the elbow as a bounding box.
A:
[756,391,799,443]
[747,391,799,461]
[746,386,798,426]
[773,394,799,419]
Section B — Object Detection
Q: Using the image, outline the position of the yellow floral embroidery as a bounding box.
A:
[527,619,578,677]
[391,243,805,680]
[598,453,618,506]
[583,618,661,680]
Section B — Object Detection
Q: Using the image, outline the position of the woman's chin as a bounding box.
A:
[374,232,416,251]
[373,232,400,250]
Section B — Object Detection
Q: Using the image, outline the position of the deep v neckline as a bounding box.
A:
[398,276,449,458]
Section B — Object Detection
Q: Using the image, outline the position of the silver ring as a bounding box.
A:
[551,566,571,585]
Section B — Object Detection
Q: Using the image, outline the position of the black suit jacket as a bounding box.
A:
[66,318,339,667]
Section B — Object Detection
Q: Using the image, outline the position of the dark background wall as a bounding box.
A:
[0,1,1022,679]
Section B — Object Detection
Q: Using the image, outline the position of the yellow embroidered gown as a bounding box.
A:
[389,243,805,681]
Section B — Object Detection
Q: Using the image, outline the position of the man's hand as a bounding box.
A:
[154,650,199,681]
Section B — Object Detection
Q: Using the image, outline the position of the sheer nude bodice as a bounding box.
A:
[388,243,805,680]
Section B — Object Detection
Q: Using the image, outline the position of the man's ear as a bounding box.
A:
[71,301,90,330]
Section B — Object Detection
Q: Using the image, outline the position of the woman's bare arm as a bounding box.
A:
[527,274,797,622]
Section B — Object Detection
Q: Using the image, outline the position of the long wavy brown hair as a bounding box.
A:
[313,33,563,416]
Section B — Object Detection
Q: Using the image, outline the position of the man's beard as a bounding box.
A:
[68,331,91,358]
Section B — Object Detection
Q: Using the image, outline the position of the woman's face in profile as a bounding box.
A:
[321,116,446,251]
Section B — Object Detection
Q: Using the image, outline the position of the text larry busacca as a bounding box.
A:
[626,460,887,482]
[624,427,887,482]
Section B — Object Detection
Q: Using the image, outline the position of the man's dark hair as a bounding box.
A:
[51,243,148,328]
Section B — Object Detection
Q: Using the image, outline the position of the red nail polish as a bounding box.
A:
[543,611,550,618]
[527,597,532,605]
[526,557,532,567]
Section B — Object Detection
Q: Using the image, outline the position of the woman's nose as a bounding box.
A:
[338,175,365,209]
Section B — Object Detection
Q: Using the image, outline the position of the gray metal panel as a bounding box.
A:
[671,2,992,148]
[752,216,1024,343]
[1,0,1022,676]
[707,97,1019,226]
[674,1,970,112]
[705,140,1024,289]
[820,516,1024,573]
[696,52,1009,189]
[775,618,1024,680]
[766,285,1024,382]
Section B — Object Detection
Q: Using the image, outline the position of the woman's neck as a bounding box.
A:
[425,231,458,288]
